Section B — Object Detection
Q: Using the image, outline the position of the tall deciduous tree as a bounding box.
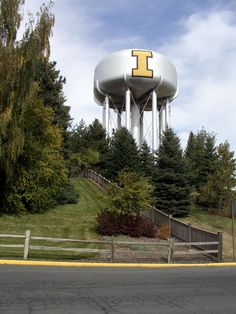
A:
[0,1,67,213]
[153,128,191,217]
[5,84,67,213]
[106,170,154,216]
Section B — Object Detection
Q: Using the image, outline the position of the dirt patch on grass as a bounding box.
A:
[79,235,215,264]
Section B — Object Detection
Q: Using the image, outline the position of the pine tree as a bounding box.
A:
[153,128,191,217]
[199,142,236,212]
[37,60,71,159]
[138,141,155,179]
[69,120,88,155]
[68,119,109,174]
[85,119,109,171]
[185,131,195,159]
[106,127,139,180]
[185,129,217,190]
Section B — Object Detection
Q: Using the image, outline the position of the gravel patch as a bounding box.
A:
[80,235,214,264]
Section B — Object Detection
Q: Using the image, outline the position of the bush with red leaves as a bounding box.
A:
[96,209,157,238]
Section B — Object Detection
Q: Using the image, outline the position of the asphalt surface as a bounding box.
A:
[0,265,236,314]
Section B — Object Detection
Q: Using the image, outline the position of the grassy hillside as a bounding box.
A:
[1,179,235,261]
[0,178,108,260]
[180,206,235,260]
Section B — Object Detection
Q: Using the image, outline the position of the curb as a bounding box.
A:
[1,260,236,268]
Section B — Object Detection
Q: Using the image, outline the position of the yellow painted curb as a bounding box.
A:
[1,260,236,268]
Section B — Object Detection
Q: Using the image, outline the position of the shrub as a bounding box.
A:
[96,209,157,238]
[157,224,170,240]
[56,183,79,205]
[105,171,154,217]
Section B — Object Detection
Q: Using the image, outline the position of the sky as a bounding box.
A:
[23,0,236,152]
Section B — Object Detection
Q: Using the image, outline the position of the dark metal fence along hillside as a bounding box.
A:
[79,170,222,261]
[78,170,110,188]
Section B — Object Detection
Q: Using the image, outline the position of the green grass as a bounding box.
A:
[180,205,235,260]
[2,179,235,261]
[181,205,232,233]
[0,178,108,261]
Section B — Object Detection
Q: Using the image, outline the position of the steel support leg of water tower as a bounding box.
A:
[104,94,109,134]
[102,103,106,129]
[117,110,122,129]
[165,98,170,129]
[140,111,144,147]
[131,103,140,148]
[125,89,131,131]
[152,90,157,152]
[159,106,164,144]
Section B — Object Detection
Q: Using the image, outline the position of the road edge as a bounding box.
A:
[1,260,236,268]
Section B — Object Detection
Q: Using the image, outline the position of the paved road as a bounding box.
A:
[0,265,236,313]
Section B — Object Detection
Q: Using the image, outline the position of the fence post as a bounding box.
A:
[217,232,223,262]
[168,238,174,263]
[111,236,115,262]
[168,215,172,239]
[188,223,192,251]
[152,208,155,223]
[24,230,31,260]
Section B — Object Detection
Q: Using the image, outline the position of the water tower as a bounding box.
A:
[94,49,178,151]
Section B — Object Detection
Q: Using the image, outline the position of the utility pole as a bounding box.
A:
[232,200,236,261]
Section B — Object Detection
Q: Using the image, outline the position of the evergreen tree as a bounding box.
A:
[68,119,109,174]
[85,119,109,171]
[204,133,217,173]
[199,142,236,212]
[185,129,217,190]
[138,141,155,179]
[69,120,88,155]
[37,60,71,159]
[153,128,191,217]
[184,131,195,190]
[185,131,195,159]
[106,127,139,180]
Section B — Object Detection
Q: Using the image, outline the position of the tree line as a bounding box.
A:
[68,120,236,218]
[1,0,235,221]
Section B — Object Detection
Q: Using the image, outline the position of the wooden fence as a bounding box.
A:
[80,170,222,261]
[142,206,222,259]
[0,231,221,263]
[78,169,110,188]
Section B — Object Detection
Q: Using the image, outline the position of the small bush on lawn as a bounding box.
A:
[157,223,169,240]
[56,182,80,204]
[96,209,157,238]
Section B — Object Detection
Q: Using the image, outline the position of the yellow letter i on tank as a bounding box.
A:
[132,50,153,78]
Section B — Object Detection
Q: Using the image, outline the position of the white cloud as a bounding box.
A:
[21,2,236,153]
[22,0,108,125]
[47,1,145,126]
[160,10,236,151]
